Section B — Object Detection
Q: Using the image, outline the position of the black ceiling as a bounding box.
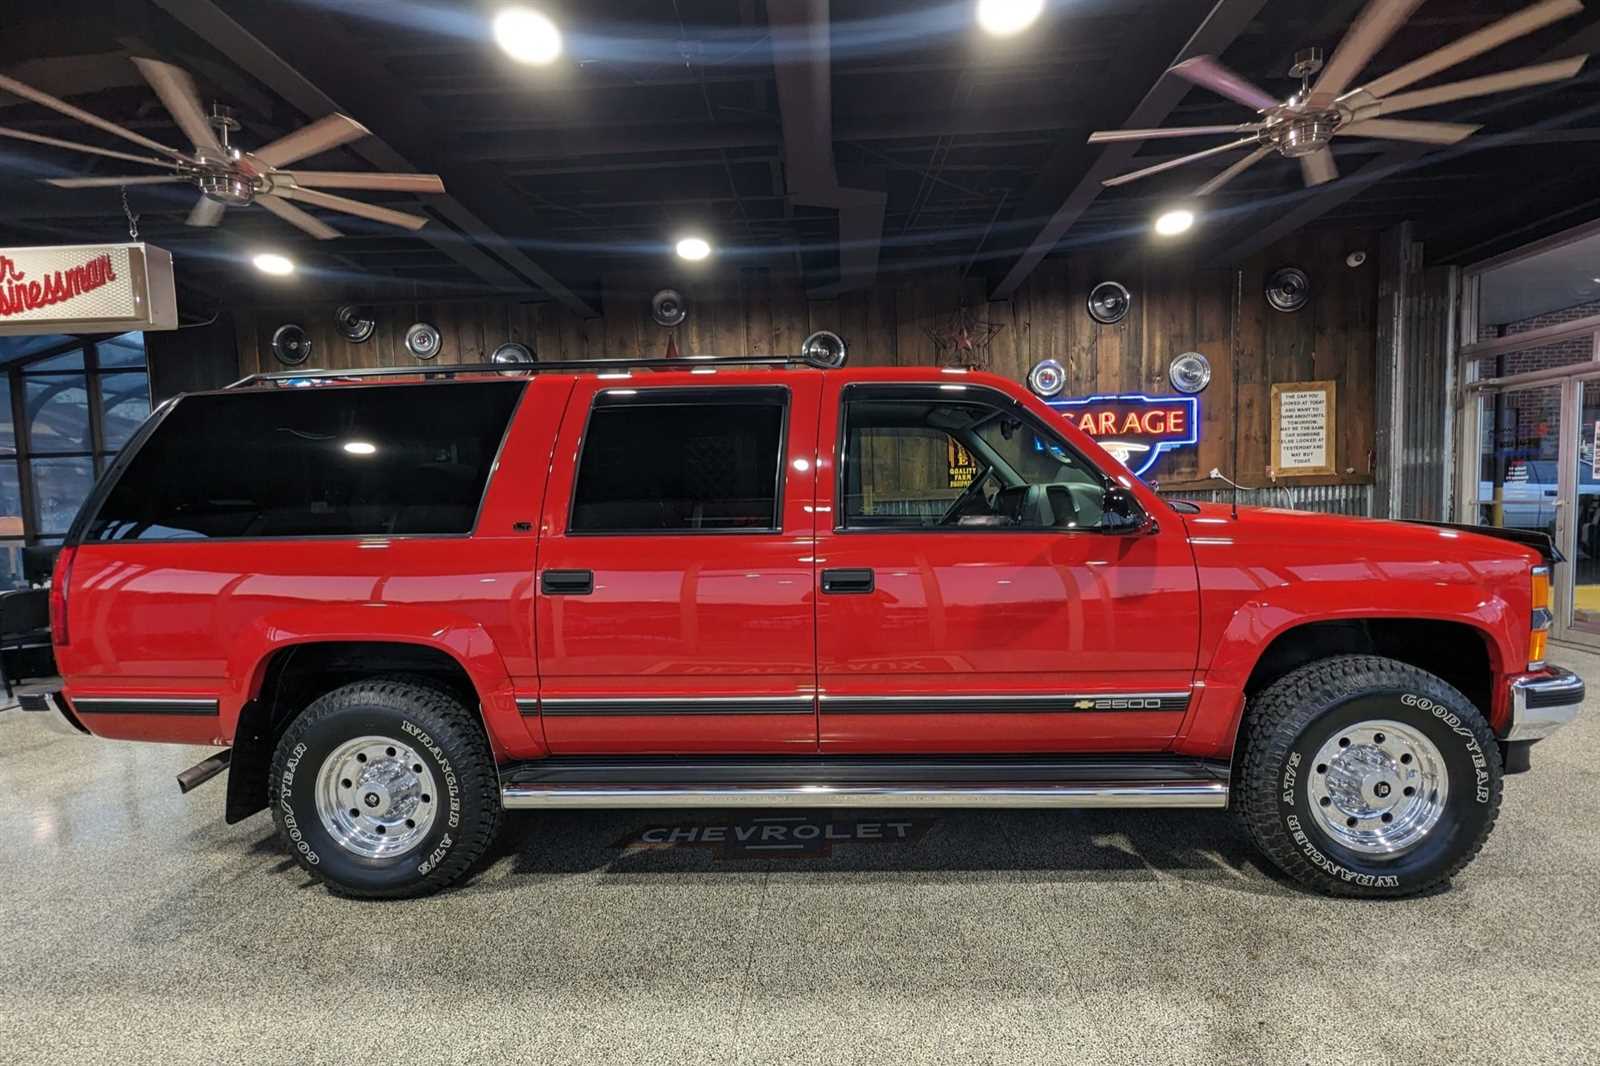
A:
[1,0,1597,315]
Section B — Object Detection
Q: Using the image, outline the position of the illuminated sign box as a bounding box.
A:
[0,242,177,336]
[1045,393,1199,477]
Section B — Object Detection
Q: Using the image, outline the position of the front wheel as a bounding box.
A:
[269,677,502,898]
[1238,655,1502,898]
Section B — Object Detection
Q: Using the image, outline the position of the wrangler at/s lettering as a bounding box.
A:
[21,357,1581,899]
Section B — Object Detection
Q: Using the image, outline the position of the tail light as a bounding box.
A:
[50,546,76,647]
[1529,565,1552,670]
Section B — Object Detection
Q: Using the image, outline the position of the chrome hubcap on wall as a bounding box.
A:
[1305,718,1448,856]
[314,735,438,859]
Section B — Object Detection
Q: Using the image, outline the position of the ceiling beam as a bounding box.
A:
[1206,11,1600,264]
[768,0,886,295]
[988,0,1269,300]
[147,0,598,316]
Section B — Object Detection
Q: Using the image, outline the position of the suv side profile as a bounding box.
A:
[20,356,1584,899]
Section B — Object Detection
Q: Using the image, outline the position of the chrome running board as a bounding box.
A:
[499,756,1229,810]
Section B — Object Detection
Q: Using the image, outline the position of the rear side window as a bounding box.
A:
[84,381,522,541]
[570,388,786,533]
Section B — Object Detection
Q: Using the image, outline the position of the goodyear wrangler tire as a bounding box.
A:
[269,678,501,899]
[1239,655,1502,898]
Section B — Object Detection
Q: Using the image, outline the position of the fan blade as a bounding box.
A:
[0,125,178,168]
[1168,56,1279,112]
[280,170,445,195]
[1337,118,1480,144]
[1300,148,1338,187]
[273,185,427,230]
[1102,136,1261,187]
[1308,0,1426,105]
[252,114,369,169]
[1088,123,1259,144]
[1378,56,1588,114]
[45,174,185,188]
[0,73,187,159]
[130,57,223,156]
[1195,145,1274,195]
[257,193,342,239]
[1357,0,1584,100]
[187,196,225,227]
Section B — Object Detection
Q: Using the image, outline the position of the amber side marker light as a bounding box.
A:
[1529,565,1552,670]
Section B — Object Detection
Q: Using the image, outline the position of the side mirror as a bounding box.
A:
[1101,485,1152,534]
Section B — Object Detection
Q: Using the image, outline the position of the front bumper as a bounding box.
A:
[1506,666,1585,742]
[15,678,87,737]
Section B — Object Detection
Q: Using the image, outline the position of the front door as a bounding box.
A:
[812,380,1201,754]
[534,377,821,753]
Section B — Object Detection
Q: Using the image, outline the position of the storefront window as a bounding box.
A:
[0,331,151,587]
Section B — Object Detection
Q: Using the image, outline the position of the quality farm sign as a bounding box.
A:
[0,243,178,335]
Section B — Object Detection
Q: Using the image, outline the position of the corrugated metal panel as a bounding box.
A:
[1161,483,1374,516]
[1398,265,1456,520]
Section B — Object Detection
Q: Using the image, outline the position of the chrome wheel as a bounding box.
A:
[313,735,439,860]
[1306,718,1448,856]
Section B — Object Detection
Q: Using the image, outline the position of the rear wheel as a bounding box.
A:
[269,677,502,898]
[1238,655,1502,898]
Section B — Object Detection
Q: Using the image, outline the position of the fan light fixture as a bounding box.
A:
[675,236,712,261]
[1155,209,1195,236]
[253,252,294,276]
[976,0,1044,36]
[494,8,563,65]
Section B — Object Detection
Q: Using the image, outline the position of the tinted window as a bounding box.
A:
[841,389,1106,530]
[571,390,785,533]
[85,381,522,540]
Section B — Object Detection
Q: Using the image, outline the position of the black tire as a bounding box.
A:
[268,677,502,899]
[1238,654,1502,898]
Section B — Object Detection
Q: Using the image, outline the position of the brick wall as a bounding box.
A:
[1478,298,1600,486]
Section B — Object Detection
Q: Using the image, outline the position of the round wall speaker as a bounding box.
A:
[1087,281,1132,325]
[651,288,688,328]
[801,330,847,368]
[335,305,375,343]
[1027,358,1066,398]
[1169,351,1212,394]
[405,322,442,359]
[491,341,535,366]
[270,323,311,366]
[1266,266,1311,312]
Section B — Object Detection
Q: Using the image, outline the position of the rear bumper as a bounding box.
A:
[15,678,88,737]
[1506,666,1585,742]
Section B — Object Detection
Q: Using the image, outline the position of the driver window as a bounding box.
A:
[840,392,1106,530]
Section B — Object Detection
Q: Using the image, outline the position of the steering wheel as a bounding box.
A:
[937,472,990,526]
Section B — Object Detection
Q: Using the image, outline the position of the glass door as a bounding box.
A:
[1568,381,1600,640]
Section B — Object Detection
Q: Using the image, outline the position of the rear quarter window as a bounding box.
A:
[83,381,522,541]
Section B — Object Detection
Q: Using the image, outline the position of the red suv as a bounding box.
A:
[19,356,1583,899]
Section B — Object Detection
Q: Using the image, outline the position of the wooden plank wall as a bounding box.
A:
[232,229,1377,490]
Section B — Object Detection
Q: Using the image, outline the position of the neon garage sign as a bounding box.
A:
[1045,393,1199,477]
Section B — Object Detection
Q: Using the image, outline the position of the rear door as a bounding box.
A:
[813,379,1201,754]
[533,375,821,753]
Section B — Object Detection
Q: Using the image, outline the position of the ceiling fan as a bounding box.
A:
[1089,0,1590,193]
[0,56,444,238]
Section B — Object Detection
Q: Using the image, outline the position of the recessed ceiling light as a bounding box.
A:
[494,7,563,65]
[1154,209,1195,237]
[675,236,712,261]
[976,0,1044,36]
[342,440,377,456]
[252,252,294,275]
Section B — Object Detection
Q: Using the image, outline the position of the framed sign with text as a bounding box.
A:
[0,242,177,335]
[1270,380,1337,477]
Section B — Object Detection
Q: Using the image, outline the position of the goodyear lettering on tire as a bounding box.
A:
[279,741,321,866]
[1402,693,1491,804]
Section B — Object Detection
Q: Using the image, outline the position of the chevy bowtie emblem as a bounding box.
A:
[1075,699,1097,710]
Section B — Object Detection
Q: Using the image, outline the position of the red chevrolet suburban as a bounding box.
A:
[17,355,1584,899]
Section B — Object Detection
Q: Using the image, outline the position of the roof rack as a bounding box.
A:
[228,353,831,389]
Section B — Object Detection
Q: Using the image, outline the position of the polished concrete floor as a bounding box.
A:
[5,653,1600,1066]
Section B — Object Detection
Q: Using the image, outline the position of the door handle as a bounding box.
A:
[541,569,594,595]
[821,568,875,595]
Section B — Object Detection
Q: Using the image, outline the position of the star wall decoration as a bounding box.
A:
[927,305,1005,368]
